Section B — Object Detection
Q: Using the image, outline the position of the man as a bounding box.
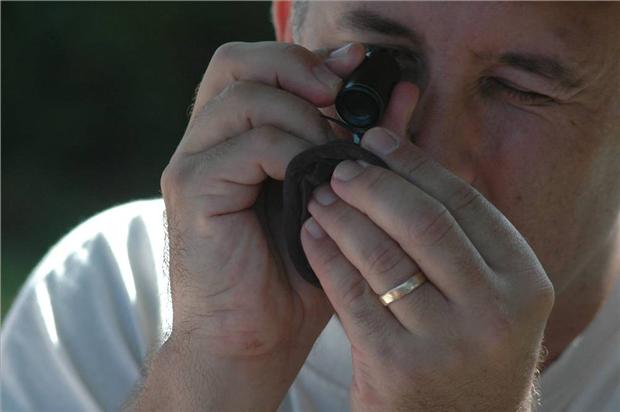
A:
[2,2,619,411]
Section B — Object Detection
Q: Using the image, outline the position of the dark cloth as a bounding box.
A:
[282,139,389,288]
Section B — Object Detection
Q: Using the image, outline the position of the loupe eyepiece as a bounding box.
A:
[335,47,401,130]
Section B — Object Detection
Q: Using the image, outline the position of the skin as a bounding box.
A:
[127,2,620,411]
[295,1,620,369]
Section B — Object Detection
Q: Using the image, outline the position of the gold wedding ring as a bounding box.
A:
[379,272,428,306]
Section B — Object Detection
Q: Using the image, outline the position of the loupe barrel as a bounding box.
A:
[335,48,401,129]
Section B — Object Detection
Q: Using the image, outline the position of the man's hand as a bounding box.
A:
[130,41,366,411]
[300,86,555,411]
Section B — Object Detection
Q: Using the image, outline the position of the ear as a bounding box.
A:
[272,0,294,43]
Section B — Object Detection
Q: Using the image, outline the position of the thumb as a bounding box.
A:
[377,81,420,138]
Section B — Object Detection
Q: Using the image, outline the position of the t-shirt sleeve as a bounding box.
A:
[1,199,171,412]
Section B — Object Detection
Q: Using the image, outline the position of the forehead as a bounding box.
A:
[305,2,619,67]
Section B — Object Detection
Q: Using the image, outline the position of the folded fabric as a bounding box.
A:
[283,139,389,288]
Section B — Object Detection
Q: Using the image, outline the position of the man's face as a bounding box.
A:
[297,2,620,292]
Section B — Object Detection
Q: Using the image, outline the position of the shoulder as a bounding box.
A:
[1,198,170,411]
[27,198,166,289]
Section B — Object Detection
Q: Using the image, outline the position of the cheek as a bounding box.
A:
[474,108,602,281]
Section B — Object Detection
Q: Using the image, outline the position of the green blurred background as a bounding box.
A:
[2,2,275,318]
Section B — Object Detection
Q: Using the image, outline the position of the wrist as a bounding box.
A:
[130,332,297,412]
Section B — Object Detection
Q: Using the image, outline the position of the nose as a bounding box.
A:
[408,83,480,185]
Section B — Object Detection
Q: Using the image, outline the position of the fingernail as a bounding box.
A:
[304,217,325,239]
[333,160,363,181]
[313,64,342,90]
[326,43,354,61]
[312,185,337,206]
[361,128,399,155]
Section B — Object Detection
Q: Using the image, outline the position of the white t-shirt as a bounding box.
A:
[2,199,619,411]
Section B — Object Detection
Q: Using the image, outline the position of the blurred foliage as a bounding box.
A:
[1,2,275,317]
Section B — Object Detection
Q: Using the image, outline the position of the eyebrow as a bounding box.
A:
[498,52,582,89]
[339,9,425,49]
[340,9,582,90]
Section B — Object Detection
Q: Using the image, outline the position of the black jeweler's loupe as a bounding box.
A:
[329,46,401,143]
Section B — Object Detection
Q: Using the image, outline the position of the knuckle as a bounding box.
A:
[341,275,370,312]
[446,183,484,214]
[160,164,174,196]
[315,239,344,272]
[362,168,393,196]
[470,293,552,370]
[535,278,556,311]
[200,135,241,167]
[407,206,454,248]
[215,80,260,124]
[220,79,255,101]
[211,41,245,66]
[160,161,187,200]
[364,238,407,279]
[518,269,556,318]
[495,263,555,323]
[279,42,318,66]
[400,151,432,178]
[330,203,356,227]
[247,125,283,151]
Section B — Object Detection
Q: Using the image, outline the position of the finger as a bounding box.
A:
[376,81,419,138]
[192,42,366,124]
[307,184,448,329]
[360,127,540,275]
[300,216,404,351]
[329,159,489,303]
[179,80,333,155]
[321,43,368,78]
[308,184,417,295]
[163,125,313,217]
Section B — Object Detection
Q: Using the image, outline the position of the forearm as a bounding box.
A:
[125,333,294,412]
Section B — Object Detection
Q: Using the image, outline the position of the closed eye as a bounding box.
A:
[480,77,554,105]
